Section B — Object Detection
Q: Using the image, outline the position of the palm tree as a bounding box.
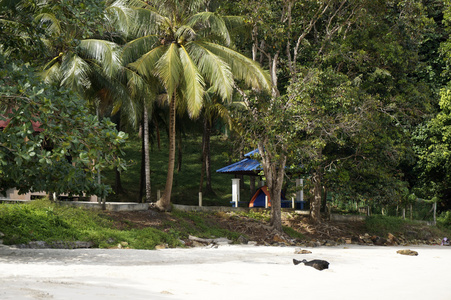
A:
[122,0,270,211]
[199,90,234,196]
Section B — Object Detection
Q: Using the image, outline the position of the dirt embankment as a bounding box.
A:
[104,210,446,248]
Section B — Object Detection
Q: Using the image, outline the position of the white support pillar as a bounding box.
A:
[199,192,203,207]
[296,178,304,202]
[265,195,268,208]
[232,178,240,207]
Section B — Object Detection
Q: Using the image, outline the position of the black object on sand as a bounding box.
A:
[293,258,329,271]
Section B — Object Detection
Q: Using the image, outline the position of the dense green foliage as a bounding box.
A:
[1,0,451,225]
[0,58,128,197]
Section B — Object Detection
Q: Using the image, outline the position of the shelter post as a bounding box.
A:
[296,178,304,202]
[232,178,240,207]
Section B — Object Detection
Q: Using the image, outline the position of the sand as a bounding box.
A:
[0,244,450,300]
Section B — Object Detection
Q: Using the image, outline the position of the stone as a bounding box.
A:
[155,244,167,250]
[213,237,233,245]
[272,234,286,244]
[371,236,388,246]
[188,235,212,244]
[237,235,249,245]
[294,248,312,254]
[191,241,205,247]
[387,233,398,245]
[74,241,94,248]
[397,249,418,256]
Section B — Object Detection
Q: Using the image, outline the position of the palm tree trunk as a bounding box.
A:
[114,112,124,194]
[177,130,182,172]
[199,117,207,194]
[143,104,151,203]
[204,118,214,195]
[139,123,144,201]
[157,93,176,211]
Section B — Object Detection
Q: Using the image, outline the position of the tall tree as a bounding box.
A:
[226,0,364,227]
[122,0,270,211]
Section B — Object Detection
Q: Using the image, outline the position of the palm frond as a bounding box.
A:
[128,44,166,80]
[178,44,204,118]
[188,12,230,46]
[153,43,182,100]
[122,35,161,65]
[79,39,122,78]
[40,60,62,84]
[34,12,61,36]
[60,53,91,91]
[124,66,154,99]
[175,25,196,43]
[198,41,271,92]
[128,7,165,38]
[105,1,136,36]
[188,42,233,101]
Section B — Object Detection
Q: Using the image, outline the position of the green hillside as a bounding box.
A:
[103,133,252,206]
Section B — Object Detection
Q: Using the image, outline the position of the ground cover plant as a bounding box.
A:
[0,200,181,249]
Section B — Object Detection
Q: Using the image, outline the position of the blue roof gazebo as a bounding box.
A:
[216,150,263,207]
[216,149,306,209]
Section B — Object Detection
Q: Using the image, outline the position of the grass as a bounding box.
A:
[0,199,182,249]
[365,215,451,239]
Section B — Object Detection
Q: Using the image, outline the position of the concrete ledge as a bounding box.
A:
[60,201,149,212]
[330,214,366,222]
[0,199,149,212]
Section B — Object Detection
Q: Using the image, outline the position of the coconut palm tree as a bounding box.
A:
[122,0,270,210]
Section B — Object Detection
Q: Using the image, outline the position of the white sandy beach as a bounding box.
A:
[0,244,450,300]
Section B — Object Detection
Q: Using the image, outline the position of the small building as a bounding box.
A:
[216,149,305,209]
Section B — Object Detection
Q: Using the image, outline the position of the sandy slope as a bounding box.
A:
[0,244,450,300]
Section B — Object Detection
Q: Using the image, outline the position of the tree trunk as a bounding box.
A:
[199,117,207,194]
[177,130,182,172]
[199,116,214,195]
[139,123,144,202]
[310,171,322,223]
[156,93,176,211]
[143,104,151,203]
[258,141,286,232]
[204,118,214,195]
[114,113,124,195]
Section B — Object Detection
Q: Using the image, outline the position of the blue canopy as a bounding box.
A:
[216,149,261,175]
